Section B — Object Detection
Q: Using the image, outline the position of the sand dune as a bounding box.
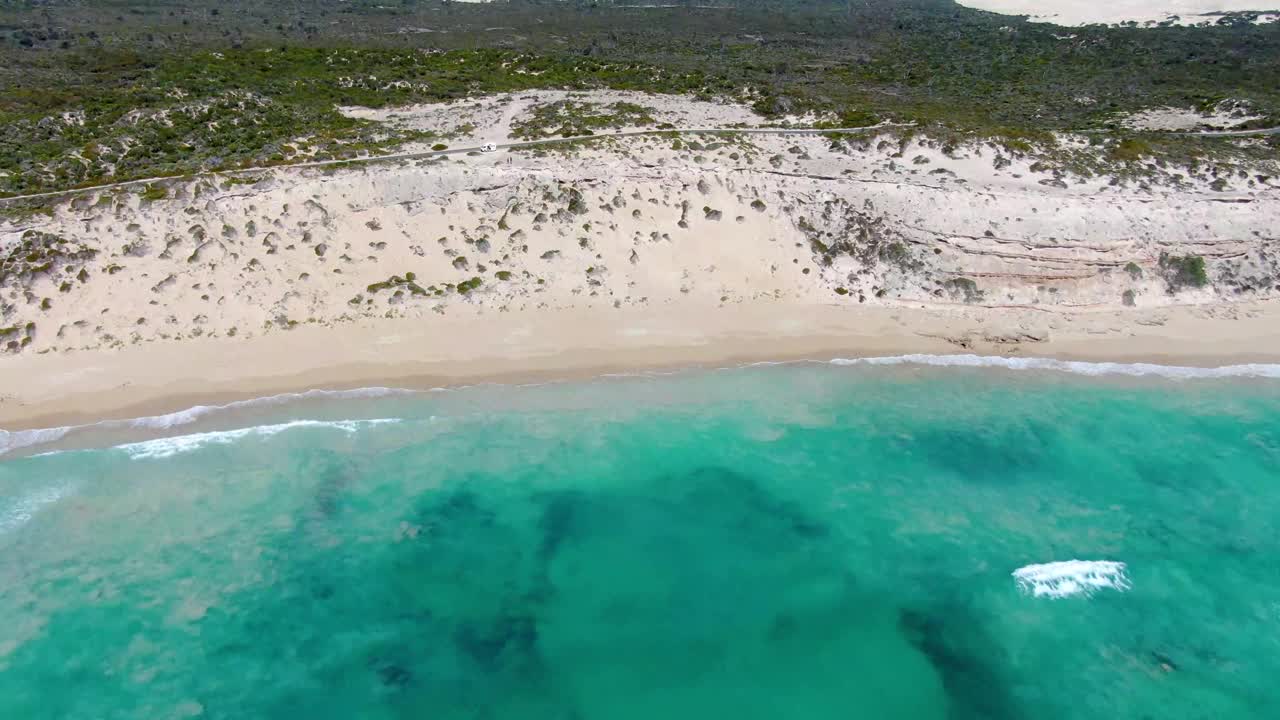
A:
[957,0,1280,26]
[2,91,1279,426]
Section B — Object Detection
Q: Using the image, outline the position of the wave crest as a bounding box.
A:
[832,354,1280,379]
[0,426,74,457]
[1012,560,1131,598]
[1,387,412,457]
[120,418,402,460]
[0,484,77,535]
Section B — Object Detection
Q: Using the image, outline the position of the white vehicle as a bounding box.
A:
[480,143,498,153]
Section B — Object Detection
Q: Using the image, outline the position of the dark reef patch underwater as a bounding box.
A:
[2,362,1280,719]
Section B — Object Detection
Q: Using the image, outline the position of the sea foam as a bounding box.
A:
[832,354,1280,379]
[1012,560,1131,598]
[0,387,412,457]
[5,356,1278,458]
[0,484,77,535]
[119,418,402,460]
[123,387,412,431]
[0,425,75,457]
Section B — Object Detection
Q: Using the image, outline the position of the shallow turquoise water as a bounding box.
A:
[2,364,1280,719]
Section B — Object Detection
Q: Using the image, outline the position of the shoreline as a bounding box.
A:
[4,299,1280,434]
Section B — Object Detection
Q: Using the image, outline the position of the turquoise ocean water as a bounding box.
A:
[2,358,1280,719]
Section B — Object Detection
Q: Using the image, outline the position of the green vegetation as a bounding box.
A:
[0,319,36,352]
[1159,253,1209,292]
[0,46,712,196]
[944,277,984,303]
[366,273,428,297]
[0,0,1277,196]
[1109,138,1153,163]
[512,100,656,140]
[223,175,265,187]
[0,230,96,286]
[879,242,922,273]
[566,189,589,216]
[456,277,483,294]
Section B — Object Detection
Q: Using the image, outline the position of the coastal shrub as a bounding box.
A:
[879,242,921,272]
[1124,262,1143,279]
[1159,253,1208,292]
[1109,138,1152,163]
[4,6,1279,199]
[367,273,427,296]
[512,100,655,141]
[944,277,984,303]
[1122,289,1136,306]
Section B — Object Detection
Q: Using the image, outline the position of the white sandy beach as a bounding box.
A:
[5,298,1280,434]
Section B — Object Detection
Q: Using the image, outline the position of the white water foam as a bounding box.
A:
[832,354,1280,379]
[0,425,75,457]
[0,484,77,535]
[6,355,1277,458]
[0,387,413,457]
[1013,560,1131,598]
[119,418,402,460]
[124,387,412,431]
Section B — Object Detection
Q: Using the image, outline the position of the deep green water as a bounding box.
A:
[3,363,1280,719]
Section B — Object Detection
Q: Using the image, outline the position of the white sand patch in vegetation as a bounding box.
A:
[956,0,1280,27]
[340,90,766,148]
[1119,101,1264,131]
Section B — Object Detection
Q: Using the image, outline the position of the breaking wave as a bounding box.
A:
[118,419,403,460]
[832,354,1280,379]
[0,426,75,458]
[1012,560,1131,598]
[0,484,77,535]
[123,387,413,431]
[0,387,413,457]
[6,355,1278,458]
